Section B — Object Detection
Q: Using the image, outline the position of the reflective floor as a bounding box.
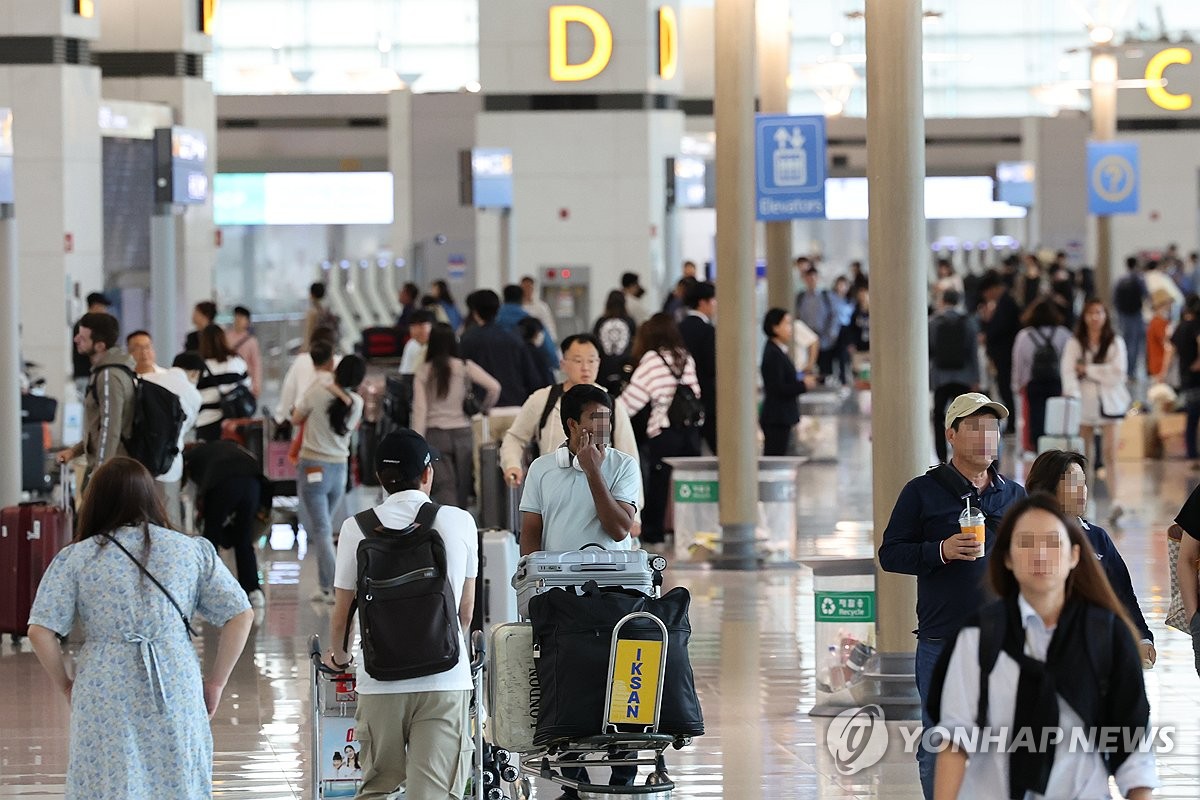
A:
[2,410,1199,799]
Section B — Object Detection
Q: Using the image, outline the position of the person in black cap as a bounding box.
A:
[324,429,479,800]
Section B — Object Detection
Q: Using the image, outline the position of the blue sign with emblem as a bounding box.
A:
[755,114,827,221]
[1087,141,1139,215]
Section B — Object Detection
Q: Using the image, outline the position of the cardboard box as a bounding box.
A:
[1157,413,1188,460]
[1118,413,1163,461]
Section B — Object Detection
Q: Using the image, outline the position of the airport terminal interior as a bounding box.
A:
[7,1,1200,798]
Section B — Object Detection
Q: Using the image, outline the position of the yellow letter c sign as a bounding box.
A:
[549,5,614,82]
[659,6,678,80]
[1145,47,1193,112]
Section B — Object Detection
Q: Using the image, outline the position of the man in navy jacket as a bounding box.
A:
[678,281,717,454]
[878,392,1026,800]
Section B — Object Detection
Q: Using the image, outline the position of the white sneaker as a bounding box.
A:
[248,589,266,609]
[309,588,333,604]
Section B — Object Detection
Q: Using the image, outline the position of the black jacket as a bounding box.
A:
[759,341,806,426]
[679,314,716,412]
[460,322,547,408]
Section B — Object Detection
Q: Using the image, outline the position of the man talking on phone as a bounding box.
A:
[516,383,643,797]
[518,384,642,557]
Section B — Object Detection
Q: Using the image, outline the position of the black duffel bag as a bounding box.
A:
[529,582,704,745]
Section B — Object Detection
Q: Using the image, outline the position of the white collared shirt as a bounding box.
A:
[936,594,1158,799]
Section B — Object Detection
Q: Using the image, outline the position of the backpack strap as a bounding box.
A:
[656,350,684,381]
[414,501,441,530]
[927,463,971,504]
[88,362,138,402]
[533,384,564,447]
[354,508,385,538]
[975,603,1007,728]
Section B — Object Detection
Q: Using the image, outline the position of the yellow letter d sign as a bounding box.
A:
[549,6,614,82]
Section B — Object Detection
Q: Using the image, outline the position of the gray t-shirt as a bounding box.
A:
[296,383,364,463]
[519,446,641,551]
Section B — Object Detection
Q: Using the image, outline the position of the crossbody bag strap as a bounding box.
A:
[533,384,564,446]
[101,529,198,638]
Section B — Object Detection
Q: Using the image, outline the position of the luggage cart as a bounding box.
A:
[522,612,683,799]
[310,633,523,800]
[308,635,362,799]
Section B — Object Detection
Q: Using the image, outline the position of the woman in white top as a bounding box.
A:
[930,495,1156,800]
[618,313,702,544]
[292,355,366,602]
[195,325,252,441]
[411,322,501,508]
[1060,299,1129,520]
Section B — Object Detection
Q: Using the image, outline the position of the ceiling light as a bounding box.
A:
[1089,25,1115,44]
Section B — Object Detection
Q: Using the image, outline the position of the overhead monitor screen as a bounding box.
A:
[214,172,395,225]
[824,176,1027,221]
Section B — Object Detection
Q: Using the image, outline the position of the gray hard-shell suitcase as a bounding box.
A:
[511,544,666,619]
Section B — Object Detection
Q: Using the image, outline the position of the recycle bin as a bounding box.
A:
[665,456,804,565]
[802,556,877,716]
[796,391,842,462]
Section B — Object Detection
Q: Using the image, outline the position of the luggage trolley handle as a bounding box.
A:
[602,612,670,736]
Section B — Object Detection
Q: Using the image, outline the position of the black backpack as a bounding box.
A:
[657,352,704,429]
[1113,276,1143,315]
[90,364,186,476]
[347,502,461,681]
[1029,328,1060,386]
[932,313,970,371]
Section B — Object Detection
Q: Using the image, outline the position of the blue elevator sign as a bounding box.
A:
[755,114,827,221]
[1087,141,1139,215]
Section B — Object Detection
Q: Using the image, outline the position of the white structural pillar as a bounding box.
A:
[0,205,19,506]
[96,0,217,348]
[0,7,103,407]
[866,0,925,716]
[758,0,794,315]
[713,0,759,569]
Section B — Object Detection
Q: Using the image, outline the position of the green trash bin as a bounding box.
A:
[665,456,805,564]
[803,556,879,716]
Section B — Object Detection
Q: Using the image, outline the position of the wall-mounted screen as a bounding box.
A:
[825,176,1027,221]
[471,148,513,209]
[0,108,12,204]
[154,126,209,205]
[214,172,395,225]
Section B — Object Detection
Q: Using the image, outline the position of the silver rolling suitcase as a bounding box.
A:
[512,544,666,619]
[474,486,521,634]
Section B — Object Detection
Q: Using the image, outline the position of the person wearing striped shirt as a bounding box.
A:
[618,313,702,544]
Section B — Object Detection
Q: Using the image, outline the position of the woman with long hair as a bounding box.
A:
[1011,298,1073,451]
[593,289,637,396]
[26,457,253,799]
[1060,298,1129,521]
[618,313,702,543]
[430,279,463,331]
[1024,449,1155,665]
[411,322,501,506]
[292,354,367,603]
[929,495,1157,800]
[195,323,253,441]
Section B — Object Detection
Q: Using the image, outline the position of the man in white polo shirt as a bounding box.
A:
[325,429,478,800]
[517,383,642,799]
[519,384,641,555]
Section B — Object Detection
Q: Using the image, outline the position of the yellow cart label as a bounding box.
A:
[607,639,663,727]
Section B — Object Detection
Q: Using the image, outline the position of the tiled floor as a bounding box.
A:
[2,410,1199,799]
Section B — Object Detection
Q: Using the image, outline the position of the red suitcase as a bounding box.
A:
[0,469,74,642]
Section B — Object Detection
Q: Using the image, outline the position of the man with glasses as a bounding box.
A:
[878,392,1026,800]
[502,334,639,489]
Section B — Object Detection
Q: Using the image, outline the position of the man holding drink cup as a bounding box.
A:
[879,392,1026,800]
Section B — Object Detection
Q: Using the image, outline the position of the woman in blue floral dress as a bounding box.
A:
[27,457,255,799]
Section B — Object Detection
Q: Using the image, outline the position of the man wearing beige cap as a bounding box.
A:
[879,392,1026,800]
